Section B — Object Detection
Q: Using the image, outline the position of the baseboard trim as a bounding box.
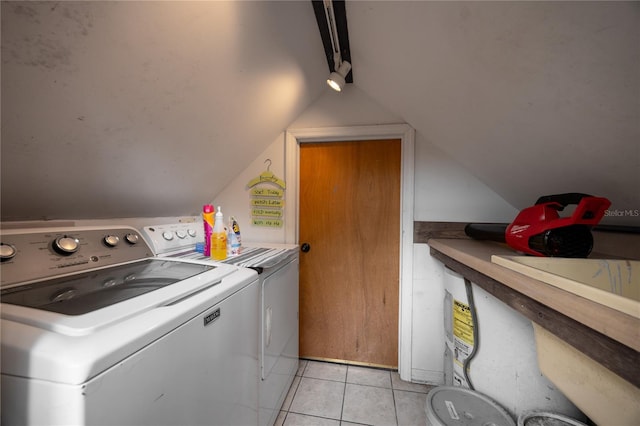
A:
[410,368,444,385]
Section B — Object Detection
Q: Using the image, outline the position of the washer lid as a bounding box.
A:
[1,265,257,385]
[1,259,214,315]
[426,386,516,426]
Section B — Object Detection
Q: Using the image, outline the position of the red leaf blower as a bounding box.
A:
[465,193,611,257]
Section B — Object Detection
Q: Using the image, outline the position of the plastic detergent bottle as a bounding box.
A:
[227,216,241,257]
[202,204,214,257]
[211,206,227,261]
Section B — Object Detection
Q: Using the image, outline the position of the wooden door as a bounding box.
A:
[299,139,401,368]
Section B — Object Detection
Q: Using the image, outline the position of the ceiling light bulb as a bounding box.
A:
[327,73,345,91]
[327,60,351,92]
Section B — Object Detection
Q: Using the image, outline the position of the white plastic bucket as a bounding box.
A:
[518,411,588,426]
[425,386,516,426]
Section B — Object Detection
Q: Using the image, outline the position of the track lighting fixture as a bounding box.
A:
[327,60,351,92]
[321,0,351,92]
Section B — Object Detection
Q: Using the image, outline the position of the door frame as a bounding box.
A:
[285,124,415,380]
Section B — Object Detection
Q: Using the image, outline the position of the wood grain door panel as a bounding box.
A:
[299,139,401,367]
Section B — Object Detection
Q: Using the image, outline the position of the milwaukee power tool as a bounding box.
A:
[465,193,611,257]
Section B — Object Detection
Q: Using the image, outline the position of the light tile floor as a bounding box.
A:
[276,360,435,426]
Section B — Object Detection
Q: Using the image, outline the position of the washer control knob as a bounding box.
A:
[0,243,17,261]
[104,235,120,247]
[54,236,80,255]
[188,229,197,238]
[124,233,139,245]
[162,231,174,241]
[176,230,187,239]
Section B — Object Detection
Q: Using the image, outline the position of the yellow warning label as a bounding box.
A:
[453,299,474,345]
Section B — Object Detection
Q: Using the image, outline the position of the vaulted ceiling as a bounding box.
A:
[346,1,639,222]
[2,1,328,221]
[2,1,638,224]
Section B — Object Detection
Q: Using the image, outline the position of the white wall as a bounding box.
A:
[213,133,290,244]
[414,140,519,223]
[410,140,518,381]
[216,85,517,383]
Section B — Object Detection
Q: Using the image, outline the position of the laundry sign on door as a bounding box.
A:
[247,159,285,228]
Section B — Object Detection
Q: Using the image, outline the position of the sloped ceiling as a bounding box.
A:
[1,1,327,221]
[346,1,639,225]
[2,1,639,225]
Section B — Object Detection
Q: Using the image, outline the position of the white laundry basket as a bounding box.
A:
[425,386,516,426]
[518,411,588,426]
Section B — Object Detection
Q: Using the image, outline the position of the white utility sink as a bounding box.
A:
[491,256,640,318]
[491,255,640,425]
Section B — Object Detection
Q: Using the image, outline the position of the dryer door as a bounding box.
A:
[262,257,299,380]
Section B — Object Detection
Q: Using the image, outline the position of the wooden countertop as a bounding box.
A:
[428,238,640,387]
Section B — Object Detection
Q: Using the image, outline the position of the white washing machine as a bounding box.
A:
[1,225,259,425]
[141,223,299,426]
[442,267,584,420]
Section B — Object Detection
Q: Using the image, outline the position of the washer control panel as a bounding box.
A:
[141,223,201,255]
[0,226,154,288]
